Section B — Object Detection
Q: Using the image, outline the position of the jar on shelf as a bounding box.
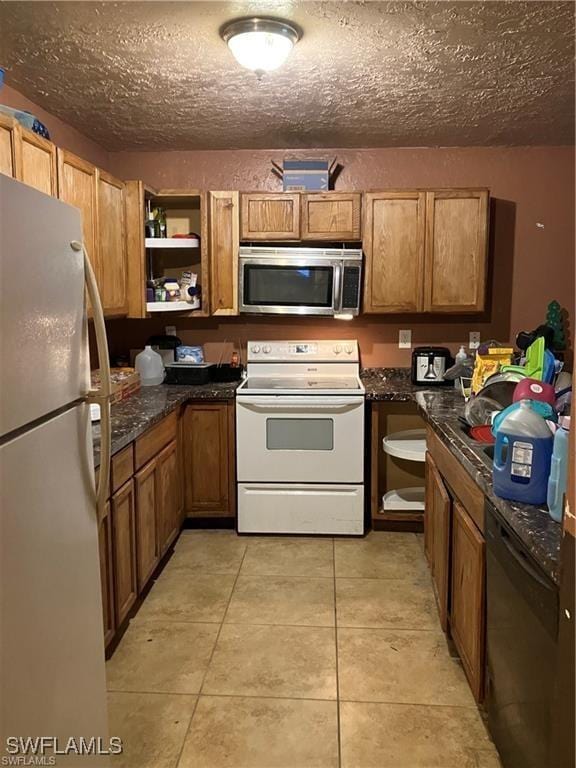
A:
[164,279,181,302]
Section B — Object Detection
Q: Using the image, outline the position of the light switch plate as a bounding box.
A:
[469,331,481,350]
[399,329,412,349]
[165,325,177,337]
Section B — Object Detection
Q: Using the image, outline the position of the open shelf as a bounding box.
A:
[375,510,425,523]
[145,237,200,249]
[146,301,196,313]
[371,401,427,531]
[382,487,425,511]
[382,429,427,462]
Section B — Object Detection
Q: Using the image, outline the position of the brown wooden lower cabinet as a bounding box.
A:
[182,401,235,517]
[98,501,115,647]
[134,459,159,592]
[425,433,487,704]
[110,478,138,626]
[427,453,452,632]
[451,499,486,702]
[156,439,181,554]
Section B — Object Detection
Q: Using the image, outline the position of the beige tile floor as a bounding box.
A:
[107,530,501,768]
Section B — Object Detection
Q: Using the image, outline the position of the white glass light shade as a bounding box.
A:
[227,30,294,72]
[221,18,301,74]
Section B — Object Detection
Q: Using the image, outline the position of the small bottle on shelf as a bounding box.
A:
[145,200,159,238]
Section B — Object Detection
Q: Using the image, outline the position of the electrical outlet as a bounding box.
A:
[469,331,480,350]
[165,325,177,337]
[399,329,412,349]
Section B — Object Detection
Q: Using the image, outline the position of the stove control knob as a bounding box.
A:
[333,344,342,355]
[251,345,261,354]
[262,345,272,354]
[345,345,353,355]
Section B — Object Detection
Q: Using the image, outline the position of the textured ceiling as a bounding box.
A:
[0,1,574,150]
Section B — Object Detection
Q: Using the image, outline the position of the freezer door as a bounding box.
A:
[0,175,88,439]
[0,404,109,764]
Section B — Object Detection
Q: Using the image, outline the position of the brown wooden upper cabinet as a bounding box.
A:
[58,149,128,318]
[241,191,362,242]
[96,170,128,316]
[18,128,57,196]
[209,190,240,314]
[57,148,99,280]
[0,114,19,178]
[241,192,300,240]
[424,190,489,313]
[363,188,489,314]
[0,119,57,196]
[300,192,361,240]
[363,191,426,313]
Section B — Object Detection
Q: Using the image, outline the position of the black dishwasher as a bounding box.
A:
[485,502,559,768]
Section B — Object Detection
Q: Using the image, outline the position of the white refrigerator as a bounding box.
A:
[0,176,112,765]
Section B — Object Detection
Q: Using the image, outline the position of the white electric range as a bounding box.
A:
[235,340,365,535]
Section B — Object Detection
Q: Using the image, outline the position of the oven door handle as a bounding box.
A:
[238,397,363,412]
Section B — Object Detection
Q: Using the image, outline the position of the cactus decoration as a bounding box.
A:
[546,300,566,350]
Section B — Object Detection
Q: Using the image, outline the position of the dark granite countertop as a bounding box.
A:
[362,368,562,584]
[93,367,561,583]
[92,381,239,469]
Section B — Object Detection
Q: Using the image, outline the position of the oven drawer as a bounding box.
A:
[238,483,364,535]
[236,395,364,483]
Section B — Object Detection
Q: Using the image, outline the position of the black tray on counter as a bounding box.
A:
[210,364,244,382]
[165,362,244,385]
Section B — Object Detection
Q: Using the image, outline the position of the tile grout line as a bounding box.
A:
[333,538,342,768]
[198,545,249,696]
[107,688,480,711]
[173,544,249,768]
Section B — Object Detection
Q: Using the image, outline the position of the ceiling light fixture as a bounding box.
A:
[220,17,301,76]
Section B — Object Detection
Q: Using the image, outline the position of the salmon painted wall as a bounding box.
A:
[1,84,111,170]
[108,145,575,367]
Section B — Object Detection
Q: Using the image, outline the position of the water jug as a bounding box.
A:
[135,345,165,386]
[547,417,570,523]
[493,400,553,505]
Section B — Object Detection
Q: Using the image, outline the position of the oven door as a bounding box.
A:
[239,257,340,315]
[236,395,364,482]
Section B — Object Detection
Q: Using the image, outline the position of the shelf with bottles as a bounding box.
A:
[142,189,209,317]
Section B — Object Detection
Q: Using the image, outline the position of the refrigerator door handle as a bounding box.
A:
[73,240,111,519]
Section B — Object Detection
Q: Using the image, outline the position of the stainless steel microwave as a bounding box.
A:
[238,246,362,317]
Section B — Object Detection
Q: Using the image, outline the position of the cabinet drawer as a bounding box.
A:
[135,411,178,470]
[426,425,484,532]
[110,444,135,494]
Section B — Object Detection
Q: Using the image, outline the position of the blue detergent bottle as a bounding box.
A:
[493,400,554,505]
[547,417,571,523]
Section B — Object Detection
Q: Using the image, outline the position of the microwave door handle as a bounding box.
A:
[333,265,343,312]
